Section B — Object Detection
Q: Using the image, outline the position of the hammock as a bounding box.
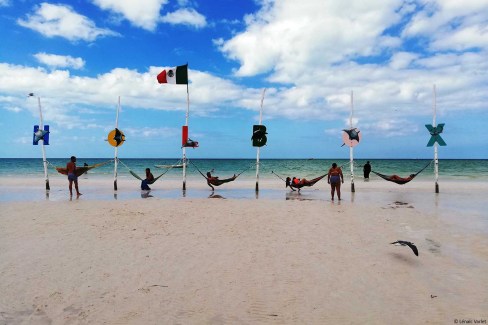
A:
[55,160,112,177]
[287,174,327,189]
[190,160,250,187]
[272,171,327,191]
[117,159,171,184]
[128,170,166,184]
[371,161,432,185]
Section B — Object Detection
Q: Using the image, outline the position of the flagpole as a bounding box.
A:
[37,96,50,191]
[113,96,120,191]
[433,84,439,193]
[255,88,266,192]
[349,91,355,193]
[182,80,190,191]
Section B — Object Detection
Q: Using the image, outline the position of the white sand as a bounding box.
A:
[0,177,487,324]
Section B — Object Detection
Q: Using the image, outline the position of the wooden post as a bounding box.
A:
[113,96,120,191]
[349,91,355,193]
[255,88,266,192]
[182,82,190,191]
[433,85,439,193]
[37,96,50,191]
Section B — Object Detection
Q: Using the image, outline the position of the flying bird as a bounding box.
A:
[391,240,418,256]
[341,128,360,147]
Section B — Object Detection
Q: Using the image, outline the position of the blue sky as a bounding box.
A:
[0,0,487,159]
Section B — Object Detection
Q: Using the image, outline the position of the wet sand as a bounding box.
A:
[0,177,487,324]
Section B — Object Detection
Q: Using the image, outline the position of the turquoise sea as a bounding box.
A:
[0,158,487,181]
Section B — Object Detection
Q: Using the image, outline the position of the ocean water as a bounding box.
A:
[0,158,487,181]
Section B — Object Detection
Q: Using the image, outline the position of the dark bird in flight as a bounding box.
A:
[391,240,418,256]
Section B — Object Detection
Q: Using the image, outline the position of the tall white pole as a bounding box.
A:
[113,96,120,191]
[182,83,190,191]
[38,97,50,191]
[433,84,439,193]
[349,91,355,193]
[255,88,266,192]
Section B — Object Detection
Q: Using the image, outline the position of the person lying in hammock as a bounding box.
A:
[382,173,416,184]
[206,171,237,191]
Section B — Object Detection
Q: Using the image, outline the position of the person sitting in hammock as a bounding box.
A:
[141,168,154,190]
[286,175,325,192]
[294,177,311,186]
[206,171,237,191]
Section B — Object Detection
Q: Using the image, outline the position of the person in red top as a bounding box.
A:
[66,156,82,197]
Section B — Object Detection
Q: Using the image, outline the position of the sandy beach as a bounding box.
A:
[1,177,487,324]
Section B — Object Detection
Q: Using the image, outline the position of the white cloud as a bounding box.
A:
[389,52,419,70]
[125,126,179,139]
[219,0,403,79]
[0,41,487,137]
[0,0,10,7]
[91,0,168,31]
[17,3,118,42]
[160,8,207,28]
[3,106,22,113]
[34,53,85,70]
[362,118,420,137]
[402,0,488,51]
[0,63,245,128]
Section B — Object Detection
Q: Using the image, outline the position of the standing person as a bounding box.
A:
[67,156,82,197]
[363,161,371,181]
[83,162,89,178]
[327,163,344,200]
[141,168,154,190]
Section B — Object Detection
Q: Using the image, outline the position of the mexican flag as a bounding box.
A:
[157,64,188,84]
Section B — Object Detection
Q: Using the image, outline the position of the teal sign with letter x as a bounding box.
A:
[425,123,446,147]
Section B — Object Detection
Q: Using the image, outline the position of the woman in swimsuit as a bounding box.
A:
[66,156,82,197]
[327,163,344,200]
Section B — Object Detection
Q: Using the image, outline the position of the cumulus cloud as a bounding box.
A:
[17,2,118,42]
[160,8,207,28]
[209,0,488,130]
[91,0,168,31]
[402,0,488,51]
[389,52,419,70]
[0,51,487,137]
[124,126,180,139]
[0,63,247,128]
[218,0,488,91]
[218,0,403,79]
[34,53,85,70]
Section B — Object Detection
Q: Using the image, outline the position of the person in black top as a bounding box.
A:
[363,161,371,181]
